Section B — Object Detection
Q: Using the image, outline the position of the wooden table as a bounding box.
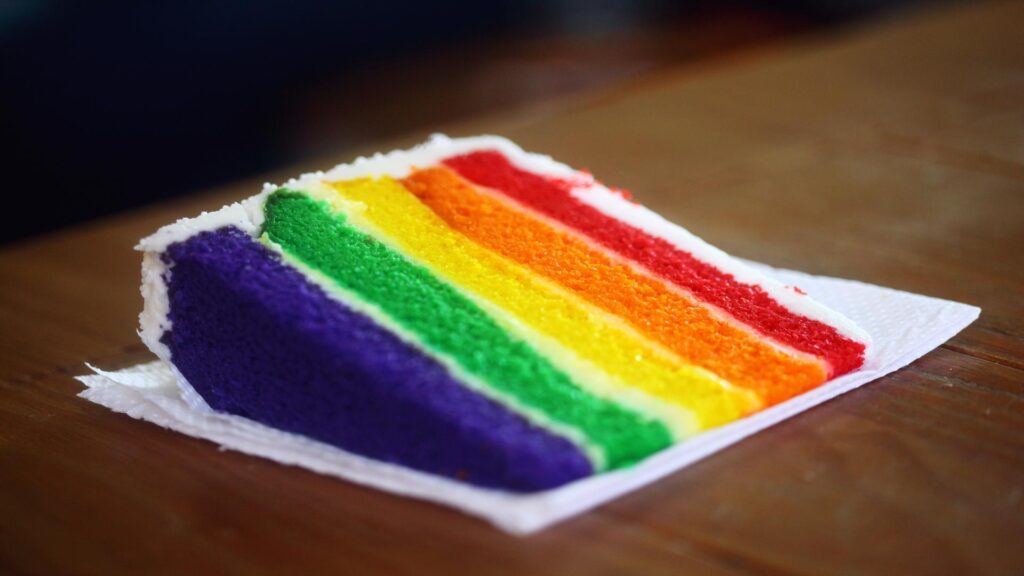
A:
[2,2,1021,574]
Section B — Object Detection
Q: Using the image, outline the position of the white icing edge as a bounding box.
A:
[137,198,269,411]
[138,251,212,412]
[277,134,576,189]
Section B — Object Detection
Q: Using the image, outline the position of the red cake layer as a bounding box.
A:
[443,151,866,376]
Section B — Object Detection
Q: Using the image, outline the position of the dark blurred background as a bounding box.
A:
[2,0,950,244]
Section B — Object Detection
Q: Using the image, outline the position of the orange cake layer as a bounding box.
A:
[402,167,829,405]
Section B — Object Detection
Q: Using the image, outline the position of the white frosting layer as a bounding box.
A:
[136,133,871,386]
[269,134,577,192]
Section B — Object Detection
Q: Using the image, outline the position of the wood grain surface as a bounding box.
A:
[2,2,1022,575]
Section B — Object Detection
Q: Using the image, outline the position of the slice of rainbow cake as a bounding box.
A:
[138,135,871,493]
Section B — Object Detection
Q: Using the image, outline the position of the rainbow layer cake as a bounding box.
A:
[138,135,872,493]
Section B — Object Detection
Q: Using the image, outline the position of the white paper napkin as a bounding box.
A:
[77,261,979,534]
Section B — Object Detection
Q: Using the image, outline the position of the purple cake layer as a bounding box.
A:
[162,227,593,491]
